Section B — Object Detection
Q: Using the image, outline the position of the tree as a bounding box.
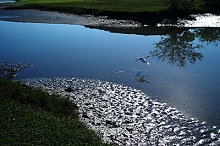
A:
[161,0,195,11]
[203,0,220,11]
[161,0,178,11]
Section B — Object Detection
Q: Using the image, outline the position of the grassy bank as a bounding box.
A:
[12,0,168,13]
[0,78,108,145]
[4,0,217,25]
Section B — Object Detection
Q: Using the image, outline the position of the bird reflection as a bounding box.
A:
[135,56,150,65]
[135,76,150,83]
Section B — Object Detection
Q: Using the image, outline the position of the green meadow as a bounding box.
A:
[12,0,209,13]
[16,0,167,13]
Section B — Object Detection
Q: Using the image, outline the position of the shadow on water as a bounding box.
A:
[89,25,220,41]
[88,26,170,36]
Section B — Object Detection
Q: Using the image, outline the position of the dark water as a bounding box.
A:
[1,21,220,128]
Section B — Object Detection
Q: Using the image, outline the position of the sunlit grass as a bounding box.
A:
[5,0,215,14]
[0,78,108,145]
[16,0,168,12]
[0,78,78,118]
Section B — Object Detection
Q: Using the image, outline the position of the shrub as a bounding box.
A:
[161,0,195,11]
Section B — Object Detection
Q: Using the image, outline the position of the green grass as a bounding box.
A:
[11,0,210,13]
[3,0,219,19]
[14,0,168,13]
[0,78,78,118]
[0,78,108,145]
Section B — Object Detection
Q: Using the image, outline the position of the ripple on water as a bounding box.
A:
[21,77,220,145]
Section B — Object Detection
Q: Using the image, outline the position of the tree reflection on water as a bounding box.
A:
[151,28,220,68]
[195,28,220,46]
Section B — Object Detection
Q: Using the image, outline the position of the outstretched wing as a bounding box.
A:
[135,58,140,62]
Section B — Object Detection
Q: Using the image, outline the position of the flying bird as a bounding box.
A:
[135,56,150,65]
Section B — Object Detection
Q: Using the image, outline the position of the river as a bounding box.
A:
[1,14,220,145]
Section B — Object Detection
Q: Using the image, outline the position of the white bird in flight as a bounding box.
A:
[135,56,150,65]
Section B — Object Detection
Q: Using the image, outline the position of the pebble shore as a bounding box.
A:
[0,9,141,28]
[22,77,220,145]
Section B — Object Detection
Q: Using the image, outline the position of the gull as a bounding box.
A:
[135,56,150,65]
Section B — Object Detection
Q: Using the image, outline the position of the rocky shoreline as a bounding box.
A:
[0,9,141,28]
[21,77,220,145]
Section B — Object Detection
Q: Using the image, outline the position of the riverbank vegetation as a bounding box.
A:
[10,0,168,13]
[0,78,108,145]
[9,0,220,13]
[3,0,220,25]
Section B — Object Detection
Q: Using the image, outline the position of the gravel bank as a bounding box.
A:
[0,9,141,28]
[22,77,220,146]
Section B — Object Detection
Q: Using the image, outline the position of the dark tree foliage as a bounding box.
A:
[203,0,220,11]
[161,0,195,11]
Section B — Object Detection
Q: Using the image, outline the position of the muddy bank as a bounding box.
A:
[0,9,141,28]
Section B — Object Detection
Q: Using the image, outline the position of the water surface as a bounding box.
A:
[0,0,14,4]
[1,20,220,129]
